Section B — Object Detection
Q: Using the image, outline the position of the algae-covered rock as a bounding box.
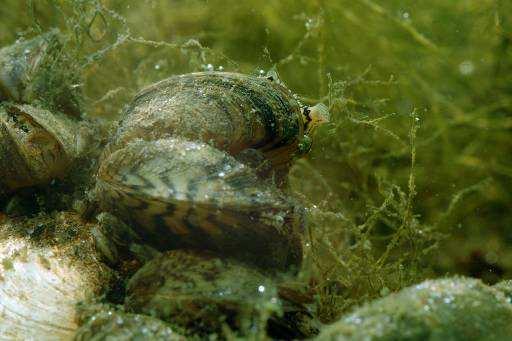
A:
[0,212,114,340]
[318,277,512,340]
[493,280,512,302]
[125,249,280,335]
[74,308,184,341]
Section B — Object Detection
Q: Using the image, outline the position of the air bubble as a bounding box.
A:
[305,18,314,30]
[459,60,475,75]
[443,296,454,304]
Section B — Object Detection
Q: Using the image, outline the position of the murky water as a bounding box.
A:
[0,0,511,338]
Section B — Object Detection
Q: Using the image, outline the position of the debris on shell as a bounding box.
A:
[267,283,321,339]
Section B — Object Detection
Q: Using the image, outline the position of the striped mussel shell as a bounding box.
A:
[105,72,308,182]
[97,137,303,270]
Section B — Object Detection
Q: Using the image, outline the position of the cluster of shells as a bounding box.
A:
[0,30,321,340]
[2,30,512,341]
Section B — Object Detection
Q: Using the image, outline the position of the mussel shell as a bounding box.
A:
[96,138,303,270]
[0,103,79,192]
[125,249,279,335]
[108,72,305,180]
[0,212,114,340]
[0,29,80,115]
[91,212,160,267]
[317,277,512,340]
[75,309,184,341]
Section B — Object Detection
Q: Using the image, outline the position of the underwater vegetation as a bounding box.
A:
[0,0,511,339]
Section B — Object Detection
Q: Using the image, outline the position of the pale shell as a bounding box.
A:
[0,212,113,340]
[317,277,512,340]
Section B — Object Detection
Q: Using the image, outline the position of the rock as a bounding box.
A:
[318,277,512,340]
